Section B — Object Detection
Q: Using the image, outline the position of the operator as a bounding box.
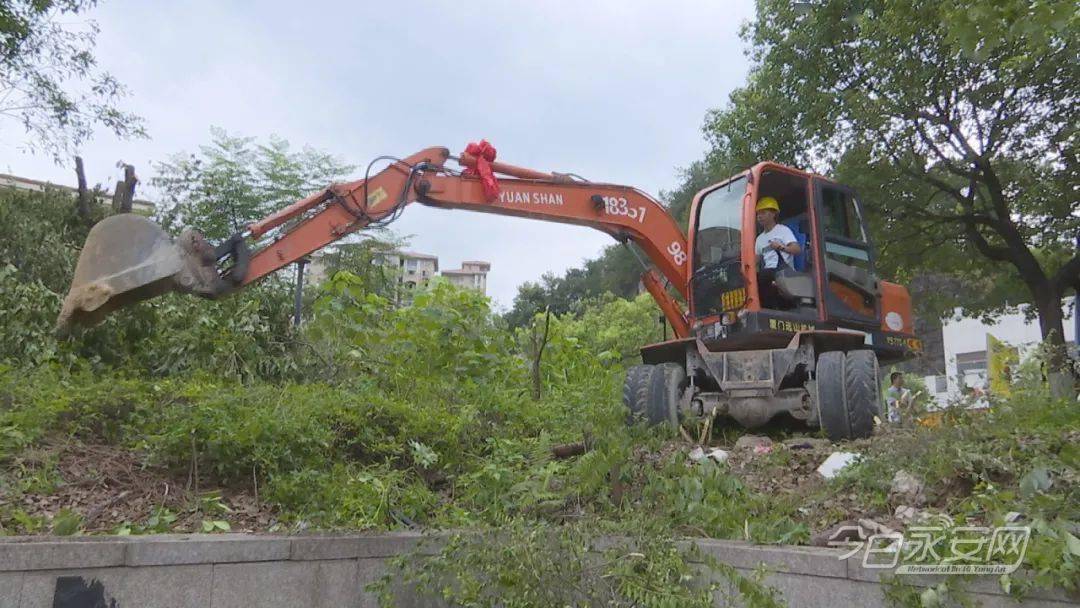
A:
[754,196,801,309]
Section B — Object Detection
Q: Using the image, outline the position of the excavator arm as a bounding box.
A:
[57,145,691,337]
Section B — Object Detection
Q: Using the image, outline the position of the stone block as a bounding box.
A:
[18,565,211,608]
[751,570,885,608]
[125,534,290,566]
[689,539,849,578]
[0,572,23,608]
[211,560,359,608]
[353,532,435,559]
[0,538,124,572]
[290,535,368,561]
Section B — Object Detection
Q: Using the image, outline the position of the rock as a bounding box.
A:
[735,435,774,451]
[894,505,918,522]
[888,470,926,506]
[811,520,863,547]
[688,446,706,462]
[707,448,729,464]
[858,518,897,536]
[816,452,860,478]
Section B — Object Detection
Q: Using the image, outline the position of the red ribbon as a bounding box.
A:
[462,140,499,202]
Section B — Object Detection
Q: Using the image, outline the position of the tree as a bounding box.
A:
[314,233,403,301]
[0,1,145,161]
[153,128,354,241]
[503,243,650,329]
[704,0,1078,362]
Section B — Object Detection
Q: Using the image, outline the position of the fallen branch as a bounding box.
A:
[551,441,588,460]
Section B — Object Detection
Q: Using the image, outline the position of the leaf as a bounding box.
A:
[1019,466,1052,498]
[201,519,231,533]
[1065,532,1080,558]
[51,509,83,536]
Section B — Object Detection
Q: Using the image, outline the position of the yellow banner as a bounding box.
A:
[986,333,1018,396]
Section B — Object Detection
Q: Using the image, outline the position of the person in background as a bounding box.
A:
[885,371,912,423]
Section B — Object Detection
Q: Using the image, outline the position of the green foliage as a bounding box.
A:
[0,188,309,380]
[700,0,1078,339]
[153,128,354,240]
[373,521,784,608]
[50,508,83,536]
[0,187,93,293]
[312,235,404,302]
[0,0,146,160]
[828,365,1079,594]
[504,244,653,329]
[641,458,809,545]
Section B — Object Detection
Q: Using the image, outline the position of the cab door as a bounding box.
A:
[812,179,880,328]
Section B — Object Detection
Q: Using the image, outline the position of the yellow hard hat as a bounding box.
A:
[756,196,780,213]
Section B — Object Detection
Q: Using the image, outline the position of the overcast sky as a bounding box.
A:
[0,0,755,309]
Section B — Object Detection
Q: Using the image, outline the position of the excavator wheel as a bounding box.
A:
[623,363,683,428]
[815,350,880,440]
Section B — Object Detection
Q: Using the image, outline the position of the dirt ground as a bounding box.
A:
[5,440,276,534]
[6,427,909,538]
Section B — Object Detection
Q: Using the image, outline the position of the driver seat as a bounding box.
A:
[773,217,815,308]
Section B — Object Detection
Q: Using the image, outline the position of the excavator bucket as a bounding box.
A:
[56,215,224,333]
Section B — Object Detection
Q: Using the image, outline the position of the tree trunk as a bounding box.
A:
[73,156,94,225]
[530,308,552,401]
[1032,283,1075,399]
[111,164,137,213]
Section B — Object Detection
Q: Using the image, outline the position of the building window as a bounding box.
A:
[406,259,418,271]
[933,375,947,393]
[955,350,987,375]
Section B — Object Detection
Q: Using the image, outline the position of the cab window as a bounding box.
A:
[691,177,747,317]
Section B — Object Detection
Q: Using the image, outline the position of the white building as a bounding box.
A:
[441,261,491,294]
[0,173,155,214]
[923,297,1076,403]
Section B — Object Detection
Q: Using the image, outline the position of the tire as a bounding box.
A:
[815,350,880,440]
[648,363,685,427]
[623,364,654,423]
[844,350,881,437]
[622,363,684,427]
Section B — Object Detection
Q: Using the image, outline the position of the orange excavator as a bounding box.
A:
[57,143,921,440]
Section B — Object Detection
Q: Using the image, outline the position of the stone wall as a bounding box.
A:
[0,533,1073,607]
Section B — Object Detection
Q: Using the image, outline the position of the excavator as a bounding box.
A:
[57,143,921,440]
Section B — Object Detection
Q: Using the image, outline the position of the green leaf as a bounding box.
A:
[1065,532,1080,558]
[1019,466,1052,498]
[51,509,83,536]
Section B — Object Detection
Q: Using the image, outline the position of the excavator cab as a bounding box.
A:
[685,162,915,360]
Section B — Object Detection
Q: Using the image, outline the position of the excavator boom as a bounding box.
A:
[58,145,692,336]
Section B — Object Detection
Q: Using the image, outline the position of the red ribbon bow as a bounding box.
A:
[462,140,500,202]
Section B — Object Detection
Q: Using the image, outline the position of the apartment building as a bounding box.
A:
[441,261,491,294]
[379,250,439,289]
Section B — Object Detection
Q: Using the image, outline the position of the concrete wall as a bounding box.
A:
[0,533,1074,607]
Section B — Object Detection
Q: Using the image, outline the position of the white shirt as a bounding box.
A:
[755,224,797,269]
